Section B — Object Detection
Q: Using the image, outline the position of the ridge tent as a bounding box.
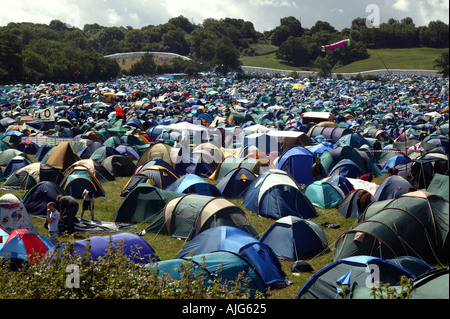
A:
[22,181,66,216]
[121,165,179,197]
[215,167,257,199]
[176,226,288,289]
[0,228,53,266]
[243,169,317,219]
[145,194,258,240]
[276,146,315,185]
[374,175,412,201]
[297,255,433,299]
[337,189,376,219]
[60,166,105,198]
[41,142,80,171]
[101,155,136,177]
[307,126,352,143]
[334,191,449,264]
[46,232,159,264]
[149,251,267,298]
[260,216,328,261]
[165,174,221,197]
[303,181,344,209]
[113,184,183,223]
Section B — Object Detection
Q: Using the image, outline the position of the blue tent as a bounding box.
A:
[0,225,9,250]
[327,159,365,179]
[47,232,159,264]
[115,144,140,160]
[165,174,222,197]
[216,167,257,199]
[243,169,317,219]
[381,155,410,173]
[325,175,354,196]
[276,146,315,185]
[303,181,344,209]
[374,175,412,201]
[34,143,54,161]
[306,142,336,157]
[149,251,267,298]
[260,216,328,261]
[297,255,434,299]
[176,226,287,289]
[77,141,104,159]
[337,189,376,219]
[3,156,32,177]
[60,166,105,198]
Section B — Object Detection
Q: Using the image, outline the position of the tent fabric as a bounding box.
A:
[320,146,383,177]
[374,175,412,201]
[426,173,449,200]
[260,216,328,261]
[60,166,105,198]
[0,196,37,233]
[303,181,344,209]
[146,194,258,240]
[149,251,267,298]
[113,184,183,222]
[22,181,66,216]
[324,175,355,196]
[41,142,80,171]
[297,255,433,299]
[47,232,159,264]
[101,155,136,177]
[327,159,365,179]
[215,167,257,199]
[243,169,317,219]
[334,191,449,264]
[0,228,53,264]
[276,146,315,185]
[337,189,376,219]
[176,226,288,289]
[121,165,179,197]
[165,174,222,197]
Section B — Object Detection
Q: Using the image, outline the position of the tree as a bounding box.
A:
[211,43,242,75]
[434,50,449,77]
[315,56,332,78]
[128,53,156,76]
[0,33,23,82]
[276,36,316,66]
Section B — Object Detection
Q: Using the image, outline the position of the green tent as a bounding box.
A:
[113,184,183,223]
[426,173,449,200]
[145,194,258,240]
[334,191,449,264]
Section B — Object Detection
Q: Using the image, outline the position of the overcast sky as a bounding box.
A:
[0,0,448,32]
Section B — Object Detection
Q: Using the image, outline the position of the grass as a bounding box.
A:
[0,155,388,299]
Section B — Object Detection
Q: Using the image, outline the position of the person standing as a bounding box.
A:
[311,156,323,181]
[80,189,95,221]
[56,194,79,235]
[46,202,60,244]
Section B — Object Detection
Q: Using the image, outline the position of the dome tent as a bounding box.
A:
[260,216,328,261]
[145,194,258,240]
[243,169,317,219]
[276,146,315,185]
[303,181,344,209]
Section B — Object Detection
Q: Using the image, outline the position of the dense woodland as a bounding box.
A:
[0,15,449,83]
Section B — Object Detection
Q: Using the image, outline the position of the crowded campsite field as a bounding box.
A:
[0,73,448,300]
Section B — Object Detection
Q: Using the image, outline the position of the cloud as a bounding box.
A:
[0,0,448,32]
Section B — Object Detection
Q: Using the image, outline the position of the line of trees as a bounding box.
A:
[0,15,448,83]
